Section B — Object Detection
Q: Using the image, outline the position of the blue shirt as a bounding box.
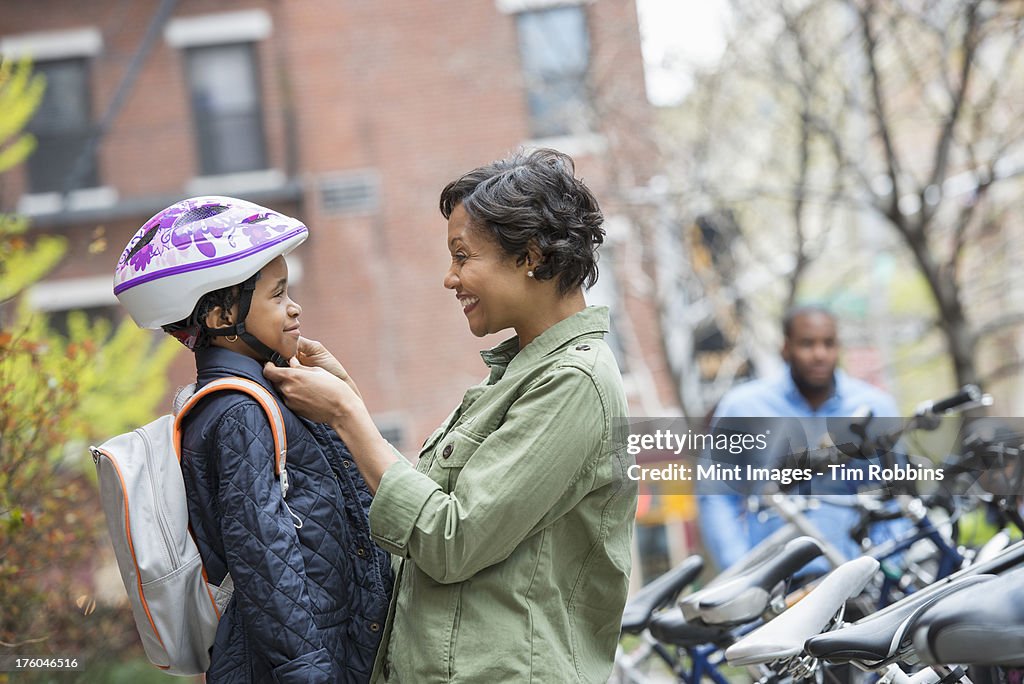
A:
[697,367,901,573]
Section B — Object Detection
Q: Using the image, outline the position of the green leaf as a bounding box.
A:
[0,57,45,172]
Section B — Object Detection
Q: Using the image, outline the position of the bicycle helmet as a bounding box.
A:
[114,196,308,364]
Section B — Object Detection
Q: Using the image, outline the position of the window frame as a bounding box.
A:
[1,26,113,212]
[25,56,100,194]
[164,10,278,190]
[511,2,594,140]
[183,40,270,178]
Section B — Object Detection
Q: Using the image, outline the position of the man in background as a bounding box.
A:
[697,305,900,571]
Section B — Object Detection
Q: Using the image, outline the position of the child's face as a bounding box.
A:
[243,255,303,360]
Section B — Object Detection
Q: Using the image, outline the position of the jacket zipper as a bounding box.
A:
[139,427,178,569]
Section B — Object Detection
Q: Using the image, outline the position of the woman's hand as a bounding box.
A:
[264,357,363,425]
[264,357,399,493]
[294,336,362,399]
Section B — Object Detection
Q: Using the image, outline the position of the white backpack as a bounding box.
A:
[90,377,289,676]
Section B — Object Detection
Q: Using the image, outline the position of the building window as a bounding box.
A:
[185,42,267,176]
[45,305,121,340]
[26,58,98,194]
[515,5,591,139]
[26,275,120,339]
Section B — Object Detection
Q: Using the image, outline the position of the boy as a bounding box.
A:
[113,196,391,683]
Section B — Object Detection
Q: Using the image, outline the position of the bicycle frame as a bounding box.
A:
[864,497,964,606]
[766,492,965,607]
[614,631,732,684]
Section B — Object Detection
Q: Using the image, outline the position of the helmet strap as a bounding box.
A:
[204,273,290,367]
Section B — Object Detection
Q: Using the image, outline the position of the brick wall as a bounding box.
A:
[2,0,667,451]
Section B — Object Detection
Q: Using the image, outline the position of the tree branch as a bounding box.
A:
[922,0,981,227]
[854,0,907,230]
[975,312,1024,340]
[0,634,50,648]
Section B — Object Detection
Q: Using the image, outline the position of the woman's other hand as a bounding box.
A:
[264,357,398,493]
[264,357,362,425]
[295,336,362,398]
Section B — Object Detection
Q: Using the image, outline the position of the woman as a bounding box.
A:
[265,149,636,683]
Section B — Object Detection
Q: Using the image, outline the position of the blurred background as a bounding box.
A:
[1,0,1022,679]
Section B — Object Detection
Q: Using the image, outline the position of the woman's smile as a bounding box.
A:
[457,293,480,315]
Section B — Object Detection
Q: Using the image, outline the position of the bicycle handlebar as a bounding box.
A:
[779,386,991,487]
[917,384,985,416]
[869,384,990,450]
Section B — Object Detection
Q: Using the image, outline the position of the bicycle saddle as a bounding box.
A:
[680,537,824,626]
[804,574,993,666]
[910,566,1024,667]
[648,606,733,648]
[726,556,879,666]
[621,555,704,634]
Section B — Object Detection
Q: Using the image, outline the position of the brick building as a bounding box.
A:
[1,0,678,454]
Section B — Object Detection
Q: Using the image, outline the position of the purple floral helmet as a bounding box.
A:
[114,196,308,331]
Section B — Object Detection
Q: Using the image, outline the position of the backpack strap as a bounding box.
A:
[173,377,291,500]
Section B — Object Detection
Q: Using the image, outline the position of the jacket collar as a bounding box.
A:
[479,306,610,378]
[195,346,279,395]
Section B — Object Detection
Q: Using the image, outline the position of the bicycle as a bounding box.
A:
[616,386,1009,683]
[723,538,1024,683]
[613,535,827,683]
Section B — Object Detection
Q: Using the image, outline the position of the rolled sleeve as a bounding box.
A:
[369,458,441,556]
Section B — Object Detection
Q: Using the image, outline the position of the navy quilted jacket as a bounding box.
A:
[179,347,393,683]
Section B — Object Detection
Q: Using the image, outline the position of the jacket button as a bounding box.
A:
[357,547,366,557]
[442,444,453,459]
[370,622,381,632]
[342,459,351,468]
[575,344,591,351]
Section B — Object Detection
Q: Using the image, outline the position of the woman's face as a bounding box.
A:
[443,203,531,338]
[236,255,303,360]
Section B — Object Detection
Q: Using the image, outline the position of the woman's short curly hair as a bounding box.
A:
[439,148,605,295]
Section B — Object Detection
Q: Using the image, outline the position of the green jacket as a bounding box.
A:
[369,306,636,682]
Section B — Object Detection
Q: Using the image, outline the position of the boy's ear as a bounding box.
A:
[203,305,235,331]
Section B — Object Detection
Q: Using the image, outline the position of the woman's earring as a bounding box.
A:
[225,334,238,343]
[527,270,535,278]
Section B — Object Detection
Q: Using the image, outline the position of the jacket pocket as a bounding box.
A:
[433,428,483,491]
[313,605,348,629]
[417,425,446,465]
[446,583,463,681]
[271,647,332,684]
